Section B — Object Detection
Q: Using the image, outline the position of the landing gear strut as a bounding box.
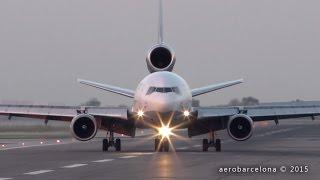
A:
[202,131,221,152]
[102,131,121,152]
[155,137,169,152]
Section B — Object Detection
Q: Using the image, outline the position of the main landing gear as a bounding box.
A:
[155,137,170,152]
[202,131,221,152]
[102,131,121,152]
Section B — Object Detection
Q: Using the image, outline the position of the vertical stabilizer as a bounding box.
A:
[146,0,176,73]
[158,0,164,44]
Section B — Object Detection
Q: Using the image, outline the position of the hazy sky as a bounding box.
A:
[0,0,319,106]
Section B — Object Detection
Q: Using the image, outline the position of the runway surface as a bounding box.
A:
[0,119,320,180]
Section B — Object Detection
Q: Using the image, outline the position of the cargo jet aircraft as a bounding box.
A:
[1,0,320,152]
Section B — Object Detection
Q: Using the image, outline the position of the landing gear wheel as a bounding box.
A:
[102,139,109,151]
[115,138,121,151]
[215,139,221,152]
[163,139,169,152]
[155,138,161,152]
[202,139,209,152]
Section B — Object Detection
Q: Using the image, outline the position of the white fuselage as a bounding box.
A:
[132,71,192,128]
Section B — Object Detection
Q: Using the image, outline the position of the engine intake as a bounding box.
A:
[227,114,253,141]
[70,114,98,141]
[146,44,176,73]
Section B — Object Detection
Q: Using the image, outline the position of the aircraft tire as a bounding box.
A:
[103,139,109,151]
[202,139,209,152]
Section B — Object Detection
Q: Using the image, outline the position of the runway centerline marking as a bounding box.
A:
[119,155,137,159]
[24,170,54,175]
[62,164,87,168]
[193,144,201,147]
[0,178,13,180]
[92,159,114,163]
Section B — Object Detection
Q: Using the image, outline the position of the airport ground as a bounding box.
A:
[0,119,319,180]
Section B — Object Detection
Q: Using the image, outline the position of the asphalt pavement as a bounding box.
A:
[0,119,319,180]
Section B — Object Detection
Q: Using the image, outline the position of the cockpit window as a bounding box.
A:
[164,87,172,92]
[146,87,180,95]
[146,87,156,95]
[156,88,164,93]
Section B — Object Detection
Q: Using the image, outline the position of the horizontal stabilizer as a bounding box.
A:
[191,79,244,97]
[78,79,135,98]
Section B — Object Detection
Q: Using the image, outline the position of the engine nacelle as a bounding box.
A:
[146,44,176,73]
[227,114,253,141]
[70,114,98,141]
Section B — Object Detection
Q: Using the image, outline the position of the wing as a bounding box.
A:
[189,101,320,136]
[0,104,135,137]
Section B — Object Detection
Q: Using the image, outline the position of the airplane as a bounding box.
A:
[1,0,320,152]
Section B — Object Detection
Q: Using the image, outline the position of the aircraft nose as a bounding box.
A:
[150,95,180,112]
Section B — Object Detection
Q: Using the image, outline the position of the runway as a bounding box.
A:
[0,119,319,180]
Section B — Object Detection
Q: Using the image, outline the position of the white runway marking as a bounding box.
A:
[62,164,87,168]
[128,152,154,155]
[255,128,296,138]
[142,152,155,155]
[92,159,114,163]
[0,141,75,151]
[193,144,201,147]
[0,178,13,180]
[119,156,137,159]
[176,147,188,150]
[24,170,53,175]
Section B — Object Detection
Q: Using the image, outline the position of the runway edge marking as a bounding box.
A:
[0,141,76,151]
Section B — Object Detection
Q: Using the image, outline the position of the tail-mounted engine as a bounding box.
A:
[70,114,98,141]
[146,44,176,73]
[227,114,253,141]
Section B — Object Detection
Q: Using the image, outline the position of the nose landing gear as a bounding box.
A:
[202,131,221,152]
[155,137,169,152]
[102,131,121,152]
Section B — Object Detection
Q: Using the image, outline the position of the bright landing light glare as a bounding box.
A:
[183,110,190,117]
[158,125,173,138]
[137,110,144,117]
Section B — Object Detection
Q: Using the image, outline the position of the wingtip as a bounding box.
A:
[77,78,85,83]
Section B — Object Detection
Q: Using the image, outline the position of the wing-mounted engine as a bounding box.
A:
[70,114,98,141]
[146,44,176,73]
[227,114,253,141]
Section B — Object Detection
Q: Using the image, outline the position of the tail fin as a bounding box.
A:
[158,0,164,44]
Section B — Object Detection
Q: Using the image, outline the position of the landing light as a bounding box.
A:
[158,125,173,139]
[183,110,190,117]
[137,110,144,117]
